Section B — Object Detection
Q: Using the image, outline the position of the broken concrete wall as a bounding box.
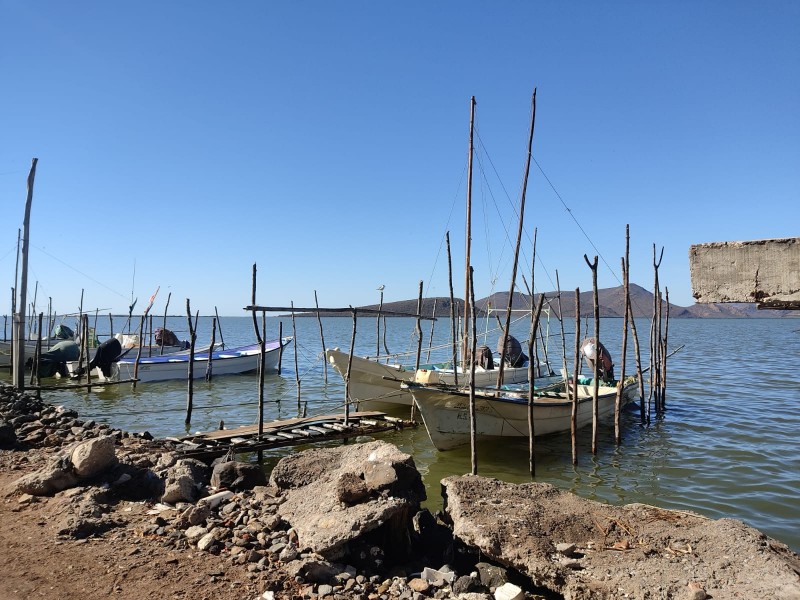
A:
[689,237,800,308]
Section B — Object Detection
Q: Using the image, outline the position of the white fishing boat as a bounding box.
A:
[404,376,638,450]
[70,337,292,383]
[325,347,550,412]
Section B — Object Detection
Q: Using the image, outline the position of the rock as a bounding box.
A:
[493,582,523,600]
[336,471,370,505]
[210,460,267,491]
[422,566,456,585]
[0,419,16,448]
[271,441,425,559]
[196,532,219,552]
[474,563,508,591]
[443,475,800,600]
[13,455,78,496]
[161,459,208,504]
[452,575,483,594]
[408,578,430,593]
[317,583,333,596]
[70,435,118,479]
[555,542,576,556]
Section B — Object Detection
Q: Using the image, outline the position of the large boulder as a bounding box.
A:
[270,440,425,560]
[442,475,800,600]
[161,458,209,504]
[71,435,118,479]
[210,460,267,491]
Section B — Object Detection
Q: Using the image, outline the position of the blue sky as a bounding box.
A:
[1,1,797,317]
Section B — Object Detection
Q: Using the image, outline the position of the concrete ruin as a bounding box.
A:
[689,237,800,310]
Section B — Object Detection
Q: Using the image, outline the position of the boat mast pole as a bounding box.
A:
[462,96,475,370]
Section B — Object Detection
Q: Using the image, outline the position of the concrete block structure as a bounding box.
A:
[689,237,800,310]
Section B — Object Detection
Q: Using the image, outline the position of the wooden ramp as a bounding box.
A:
[173,411,412,460]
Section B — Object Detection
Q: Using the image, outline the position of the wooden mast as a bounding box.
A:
[462,96,476,369]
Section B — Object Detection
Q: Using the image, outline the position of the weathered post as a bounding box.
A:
[527,293,546,476]
[616,254,630,445]
[426,298,437,362]
[345,308,358,425]
[446,232,458,385]
[572,289,581,466]
[214,306,225,349]
[160,292,171,355]
[291,302,300,411]
[250,264,265,440]
[205,317,216,381]
[13,158,37,390]
[468,267,478,475]
[314,291,328,382]
[185,300,196,426]
[376,287,383,358]
[411,281,423,422]
[132,315,145,390]
[584,254,600,455]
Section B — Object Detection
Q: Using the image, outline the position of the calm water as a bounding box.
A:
[7,315,800,552]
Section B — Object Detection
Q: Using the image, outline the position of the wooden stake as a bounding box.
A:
[376,289,383,358]
[185,300,196,426]
[426,298,437,362]
[345,308,357,424]
[446,231,458,385]
[160,292,171,355]
[527,293,546,476]
[205,317,216,381]
[411,281,424,423]
[468,267,478,475]
[584,254,600,455]
[497,88,536,389]
[214,306,225,349]
[572,288,581,466]
[13,158,37,390]
[132,315,145,391]
[615,254,629,445]
[314,290,328,383]
[250,264,265,440]
[291,302,300,411]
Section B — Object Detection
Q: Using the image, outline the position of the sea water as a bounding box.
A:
[8,314,800,552]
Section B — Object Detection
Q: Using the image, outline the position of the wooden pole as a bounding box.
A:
[314,290,328,383]
[184,301,197,426]
[214,306,225,349]
[31,312,43,390]
[205,317,216,381]
[468,267,478,475]
[583,254,600,455]
[462,96,476,371]
[661,287,670,408]
[109,313,113,338]
[497,88,536,389]
[411,281,423,422]
[446,231,458,385]
[376,289,383,358]
[132,315,145,391]
[278,320,284,374]
[426,298,437,362]
[616,254,630,445]
[83,314,92,392]
[345,308,357,424]
[572,289,581,466]
[555,272,570,409]
[527,293,545,476]
[160,292,171,355]
[13,158,37,390]
[250,264,265,440]
[291,302,300,411]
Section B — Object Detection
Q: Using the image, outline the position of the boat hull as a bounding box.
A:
[68,338,290,383]
[324,348,535,412]
[408,381,637,450]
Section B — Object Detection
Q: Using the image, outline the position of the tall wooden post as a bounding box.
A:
[572,289,581,466]
[410,281,424,422]
[527,293,545,476]
[446,232,458,385]
[160,292,171,355]
[250,264,265,440]
[497,88,536,389]
[13,158,37,390]
[315,290,328,382]
[345,308,357,425]
[185,300,196,426]
[468,267,478,476]
[291,302,300,411]
[205,317,216,381]
[584,254,600,455]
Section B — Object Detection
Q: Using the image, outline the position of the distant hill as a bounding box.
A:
[355,284,797,318]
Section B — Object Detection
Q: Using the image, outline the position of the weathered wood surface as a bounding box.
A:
[690,237,800,308]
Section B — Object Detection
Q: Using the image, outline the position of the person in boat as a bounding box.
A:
[155,327,187,348]
[26,340,81,377]
[580,337,615,383]
[72,337,123,378]
[496,334,528,368]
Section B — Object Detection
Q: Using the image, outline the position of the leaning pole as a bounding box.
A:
[13,158,37,390]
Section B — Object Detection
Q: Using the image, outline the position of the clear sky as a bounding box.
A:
[1,1,798,317]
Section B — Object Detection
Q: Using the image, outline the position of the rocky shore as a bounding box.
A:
[1,383,799,600]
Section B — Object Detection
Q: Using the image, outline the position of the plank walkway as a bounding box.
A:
[173,411,413,460]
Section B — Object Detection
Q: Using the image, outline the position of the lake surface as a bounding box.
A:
[7,314,800,552]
